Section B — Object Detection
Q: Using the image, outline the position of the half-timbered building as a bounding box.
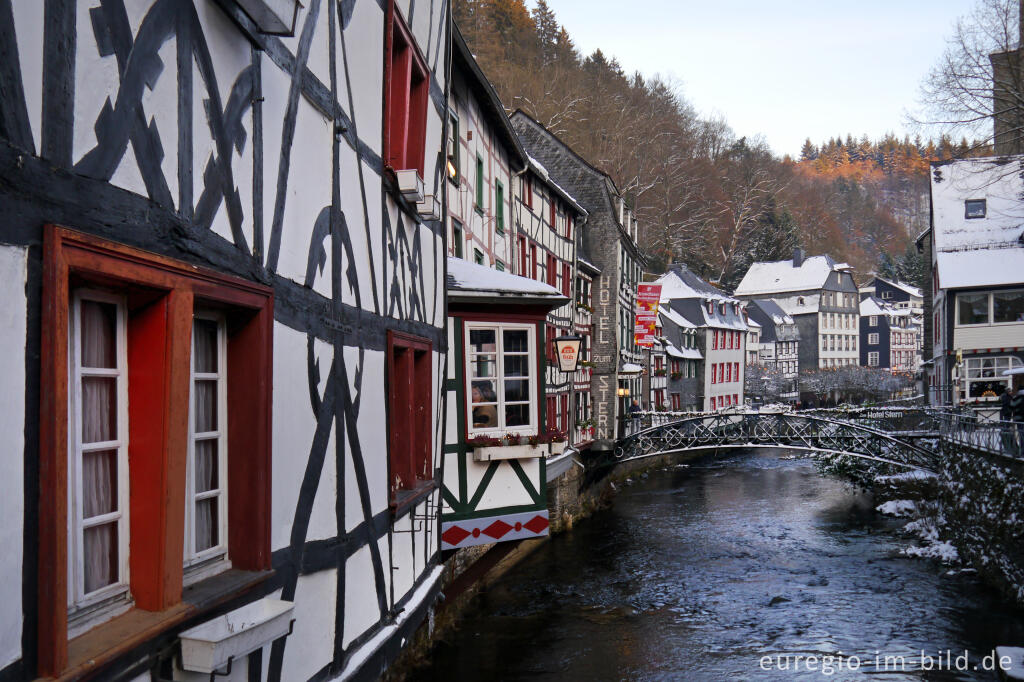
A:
[0,0,449,679]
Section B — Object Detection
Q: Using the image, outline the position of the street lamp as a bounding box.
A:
[617,387,630,398]
[553,335,583,373]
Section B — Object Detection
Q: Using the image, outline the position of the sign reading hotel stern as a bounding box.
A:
[634,284,662,348]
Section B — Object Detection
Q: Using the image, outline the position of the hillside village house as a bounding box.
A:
[746,317,762,365]
[860,276,924,313]
[734,249,860,374]
[654,265,747,411]
[925,157,1024,412]
[440,31,572,555]
[860,297,920,373]
[745,299,800,401]
[657,306,704,412]
[511,112,643,443]
[0,0,452,679]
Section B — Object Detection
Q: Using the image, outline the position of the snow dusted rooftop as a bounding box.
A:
[447,257,567,305]
[663,339,702,360]
[659,304,696,330]
[875,276,923,299]
[526,154,586,216]
[733,254,839,297]
[931,157,1024,289]
[654,264,735,303]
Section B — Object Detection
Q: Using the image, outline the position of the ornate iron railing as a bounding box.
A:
[615,411,939,472]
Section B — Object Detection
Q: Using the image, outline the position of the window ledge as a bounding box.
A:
[391,479,437,519]
[59,569,273,680]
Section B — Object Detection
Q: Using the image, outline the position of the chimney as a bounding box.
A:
[793,247,804,267]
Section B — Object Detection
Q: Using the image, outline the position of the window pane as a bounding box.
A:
[195,498,218,552]
[504,379,530,402]
[994,291,1024,323]
[80,300,117,369]
[82,449,117,518]
[504,355,530,378]
[503,329,528,353]
[468,329,496,353]
[194,380,218,432]
[505,403,529,427]
[470,355,496,378]
[195,439,218,493]
[958,294,988,325]
[193,319,219,373]
[82,377,117,443]
[471,380,497,404]
[83,522,118,594]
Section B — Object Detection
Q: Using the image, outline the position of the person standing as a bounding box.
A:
[1011,379,1024,457]
[1001,386,1015,453]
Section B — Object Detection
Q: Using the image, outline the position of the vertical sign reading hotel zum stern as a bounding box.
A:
[634,284,662,348]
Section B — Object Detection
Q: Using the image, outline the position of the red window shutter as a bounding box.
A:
[531,245,538,280]
[566,215,573,239]
[546,396,556,430]
[519,237,528,277]
[560,394,568,432]
[527,176,533,208]
[550,197,556,227]
[384,9,429,176]
[547,254,557,287]
[562,263,571,298]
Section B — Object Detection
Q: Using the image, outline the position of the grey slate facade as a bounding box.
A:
[511,111,643,441]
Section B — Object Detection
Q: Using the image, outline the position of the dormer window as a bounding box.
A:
[707,301,714,315]
[965,199,986,219]
[719,303,726,316]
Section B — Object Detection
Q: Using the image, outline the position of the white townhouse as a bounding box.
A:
[654,264,748,412]
[926,157,1024,411]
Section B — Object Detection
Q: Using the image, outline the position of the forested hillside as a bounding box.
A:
[454,0,983,290]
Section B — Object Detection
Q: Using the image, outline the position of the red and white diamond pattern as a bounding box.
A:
[441,511,550,549]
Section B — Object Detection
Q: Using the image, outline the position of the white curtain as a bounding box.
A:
[80,299,115,368]
[194,439,218,552]
[83,523,117,594]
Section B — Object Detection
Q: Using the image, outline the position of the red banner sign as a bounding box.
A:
[634,284,662,348]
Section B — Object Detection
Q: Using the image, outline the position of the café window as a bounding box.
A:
[466,323,537,435]
[994,290,1024,323]
[957,293,989,325]
[963,356,1023,399]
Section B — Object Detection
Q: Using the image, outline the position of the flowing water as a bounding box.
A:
[413,449,1024,680]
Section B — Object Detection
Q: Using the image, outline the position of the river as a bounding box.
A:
[413,449,1024,680]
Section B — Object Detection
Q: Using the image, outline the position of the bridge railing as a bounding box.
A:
[931,410,1024,459]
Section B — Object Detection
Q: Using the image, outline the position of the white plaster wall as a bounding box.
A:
[0,246,26,669]
[140,37,179,208]
[281,569,337,681]
[271,323,336,551]
[343,347,387,532]
[73,1,122,165]
[11,0,44,151]
[344,545,382,648]
[339,0,384,157]
[472,460,536,511]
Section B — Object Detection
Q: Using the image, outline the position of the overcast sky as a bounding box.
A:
[539,0,976,157]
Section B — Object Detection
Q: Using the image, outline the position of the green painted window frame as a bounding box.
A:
[495,181,505,233]
[475,155,484,213]
[452,219,463,259]
[447,110,459,184]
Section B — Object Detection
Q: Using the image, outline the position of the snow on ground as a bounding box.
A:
[875,470,937,483]
[901,541,960,563]
[876,500,917,517]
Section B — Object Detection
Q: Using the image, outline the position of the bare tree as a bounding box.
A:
[915,0,1023,153]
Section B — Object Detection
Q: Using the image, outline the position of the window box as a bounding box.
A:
[548,441,566,456]
[179,597,294,674]
[395,169,425,203]
[472,443,545,462]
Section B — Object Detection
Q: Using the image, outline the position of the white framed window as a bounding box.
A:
[957,293,989,326]
[184,314,231,584]
[868,352,878,366]
[869,315,877,326]
[963,356,1024,400]
[68,291,131,633]
[466,323,537,435]
[868,333,879,345]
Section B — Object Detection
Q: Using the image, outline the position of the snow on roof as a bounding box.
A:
[620,362,643,374]
[577,253,601,274]
[746,317,761,328]
[860,297,885,317]
[885,278,923,298]
[733,255,837,297]
[654,265,734,303]
[526,154,586,216]
[768,292,820,316]
[447,257,566,301]
[663,340,702,360]
[931,157,1024,288]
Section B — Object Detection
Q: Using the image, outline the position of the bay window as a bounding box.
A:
[40,226,273,677]
[466,323,537,435]
[994,291,1024,323]
[963,356,1024,400]
[957,293,989,325]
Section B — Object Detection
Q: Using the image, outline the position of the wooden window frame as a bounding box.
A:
[495,180,505,233]
[447,108,460,184]
[464,321,539,438]
[387,331,434,512]
[39,226,273,677]
[475,155,484,212]
[383,2,429,178]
